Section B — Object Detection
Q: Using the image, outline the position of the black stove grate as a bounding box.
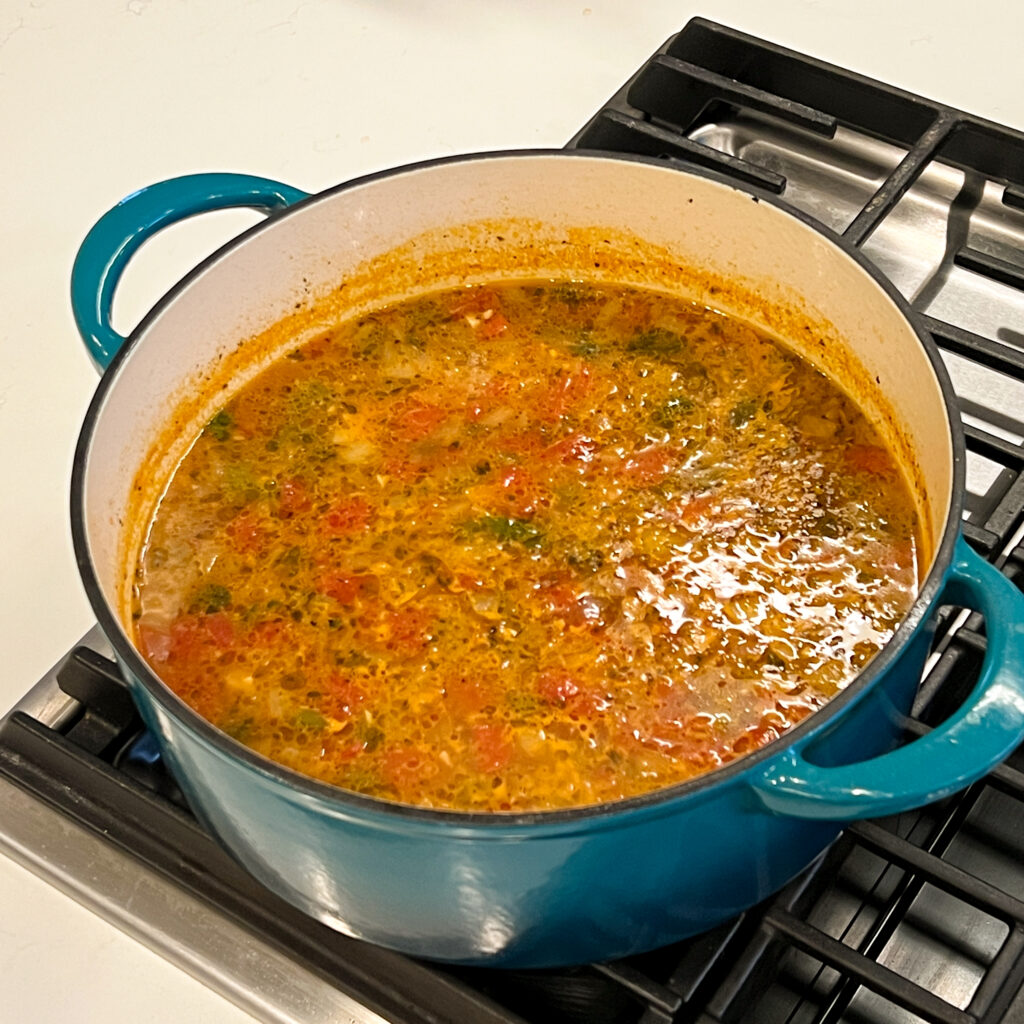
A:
[4,17,1024,1024]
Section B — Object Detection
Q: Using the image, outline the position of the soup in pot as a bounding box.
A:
[131,280,920,812]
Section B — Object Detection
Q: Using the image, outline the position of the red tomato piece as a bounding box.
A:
[536,582,589,628]
[537,670,608,720]
[496,465,547,518]
[323,675,367,718]
[204,613,236,649]
[450,288,501,319]
[225,509,267,553]
[472,723,514,773]
[535,365,592,424]
[319,571,378,604]
[536,669,581,706]
[392,401,448,441]
[382,746,437,794]
[324,496,372,534]
[137,623,173,664]
[323,737,365,764]
[386,607,432,652]
[478,311,510,338]
[543,433,598,465]
[675,494,713,529]
[844,444,896,475]
[276,478,311,519]
[620,444,678,486]
[163,614,235,662]
[465,376,512,422]
[167,616,203,661]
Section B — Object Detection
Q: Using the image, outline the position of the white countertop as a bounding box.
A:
[2,1,1022,1021]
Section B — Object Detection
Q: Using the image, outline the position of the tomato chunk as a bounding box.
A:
[472,723,514,773]
[323,675,367,718]
[393,401,448,441]
[382,745,438,795]
[225,509,266,553]
[619,444,678,486]
[276,478,311,519]
[385,607,433,652]
[319,571,378,604]
[536,669,581,706]
[845,444,896,476]
[535,365,592,423]
[324,496,372,534]
[543,432,598,465]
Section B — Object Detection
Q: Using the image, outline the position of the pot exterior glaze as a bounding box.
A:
[71,154,1024,966]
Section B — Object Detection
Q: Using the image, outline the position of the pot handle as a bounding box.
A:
[70,173,310,372]
[752,537,1024,820]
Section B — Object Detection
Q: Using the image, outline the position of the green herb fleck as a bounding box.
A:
[651,394,696,430]
[221,461,260,505]
[295,708,328,729]
[222,718,253,742]
[357,722,385,752]
[566,546,604,574]
[471,515,544,548]
[276,546,302,572]
[628,327,684,354]
[338,649,372,668]
[505,691,542,715]
[205,409,234,442]
[730,397,759,429]
[551,283,589,305]
[570,332,600,357]
[810,511,843,539]
[189,583,232,615]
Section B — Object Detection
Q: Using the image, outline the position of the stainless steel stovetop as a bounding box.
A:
[3,19,1024,1024]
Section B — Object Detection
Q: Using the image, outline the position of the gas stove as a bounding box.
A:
[3,18,1024,1024]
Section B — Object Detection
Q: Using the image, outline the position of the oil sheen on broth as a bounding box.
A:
[132,281,920,812]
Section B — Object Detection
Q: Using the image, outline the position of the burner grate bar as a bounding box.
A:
[985,477,1024,551]
[849,819,1024,925]
[966,925,1024,1023]
[842,112,959,247]
[628,54,838,137]
[577,108,787,192]
[761,909,974,1024]
[961,521,1002,557]
[592,961,683,1017]
[954,247,1024,294]
[664,17,940,145]
[984,757,1024,802]
[924,315,1024,379]
[960,423,1024,471]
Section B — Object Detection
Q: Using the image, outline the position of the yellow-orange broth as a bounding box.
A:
[132,281,920,811]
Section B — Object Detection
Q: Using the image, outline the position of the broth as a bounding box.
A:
[132,281,919,811]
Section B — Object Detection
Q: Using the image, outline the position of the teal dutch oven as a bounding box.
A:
[69,152,1024,967]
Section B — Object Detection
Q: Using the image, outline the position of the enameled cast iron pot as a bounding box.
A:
[70,152,1024,967]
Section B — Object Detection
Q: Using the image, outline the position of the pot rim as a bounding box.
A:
[70,147,966,830]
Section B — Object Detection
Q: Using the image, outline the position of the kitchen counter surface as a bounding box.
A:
[2,1,1022,1021]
